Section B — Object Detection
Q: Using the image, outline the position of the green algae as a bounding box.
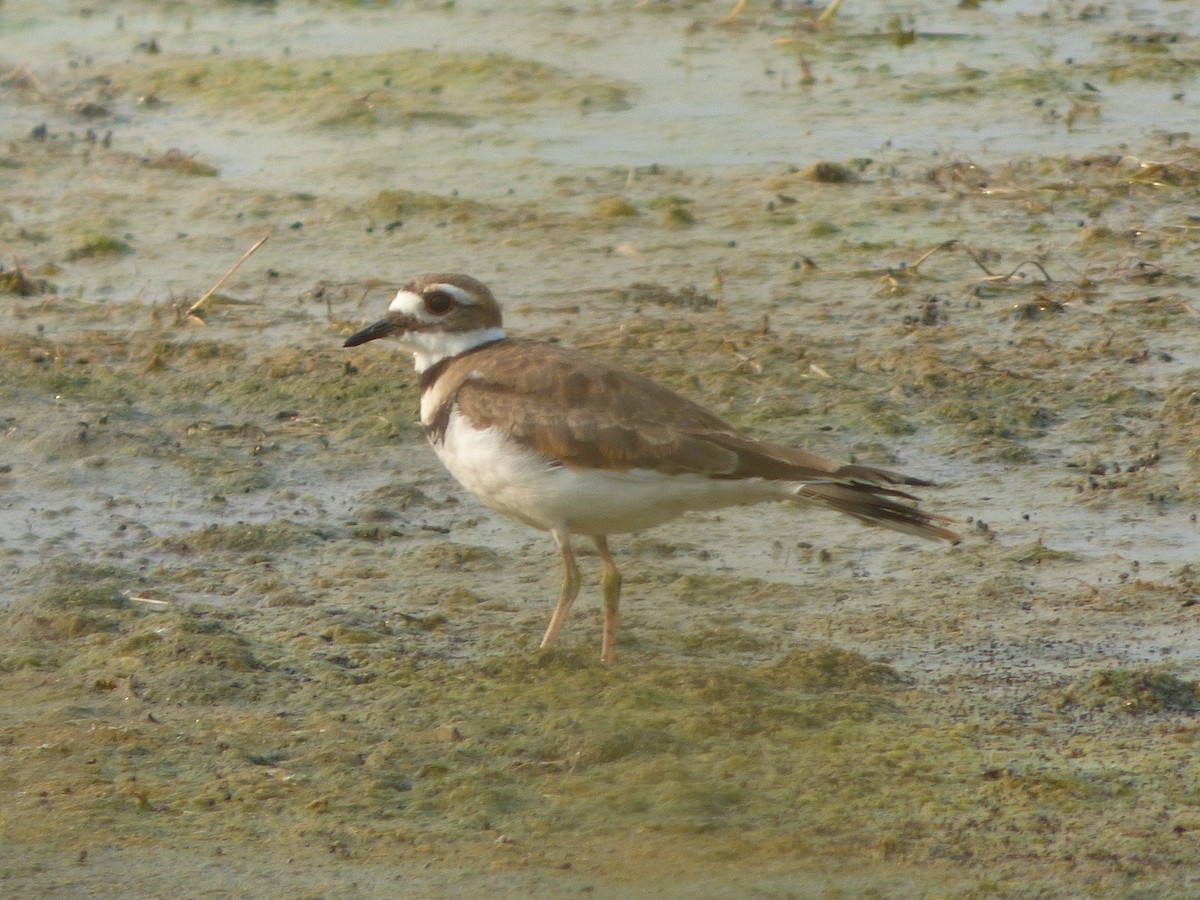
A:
[156,521,322,555]
[3,579,1193,895]
[0,295,1197,895]
[1061,667,1200,714]
[119,50,631,129]
[590,195,640,218]
[367,188,486,219]
[65,234,133,261]
[7,584,130,642]
[802,161,859,183]
[0,264,54,296]
[770,646,901,690]
[3,28,1200,893]
[141,149,218,178]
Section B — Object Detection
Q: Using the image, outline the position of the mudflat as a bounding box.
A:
[2,2,1198,896]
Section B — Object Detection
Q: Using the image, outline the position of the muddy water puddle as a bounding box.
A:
[7,2,1200,177]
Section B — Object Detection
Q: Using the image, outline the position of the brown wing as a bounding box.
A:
[447,339,744,474]
[443,339,958,543]
[446,341,886,480]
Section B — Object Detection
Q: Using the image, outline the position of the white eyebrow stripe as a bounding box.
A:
[426,283,478,305]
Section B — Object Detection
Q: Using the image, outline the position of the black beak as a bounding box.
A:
[343,317,395,347]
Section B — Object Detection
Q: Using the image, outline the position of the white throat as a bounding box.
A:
[408,327,506,373]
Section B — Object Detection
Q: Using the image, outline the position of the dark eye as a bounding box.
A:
[424,290,455,316]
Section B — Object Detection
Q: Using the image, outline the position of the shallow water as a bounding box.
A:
[6,1,1199,178]
[2,1,1200,896]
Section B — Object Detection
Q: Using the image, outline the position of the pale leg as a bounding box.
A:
[540,529,580,650]
[594,535,622,664]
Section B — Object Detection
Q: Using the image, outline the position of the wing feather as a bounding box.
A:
[432,339,958,543]
[447,340,742,474]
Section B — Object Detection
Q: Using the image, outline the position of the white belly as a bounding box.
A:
[430,410,784,535]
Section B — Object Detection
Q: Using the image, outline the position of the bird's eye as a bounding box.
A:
[424,290,455,316]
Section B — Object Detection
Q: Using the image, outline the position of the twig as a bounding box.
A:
[187,233,270,318]
[976,259,1054,284]
[0,64,48,96]
[958,242,998,277]
[808,363,832,379]
[1111,295,1200,318]
[817,0,844,25]
[908,239,996,277]
[124,592,171,610]
[907,240,958,272]
[720,0,749,22]
[1004,260,1053,282]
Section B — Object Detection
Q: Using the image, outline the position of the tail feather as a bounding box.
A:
[797,481,961,544]
[694,431,959,543]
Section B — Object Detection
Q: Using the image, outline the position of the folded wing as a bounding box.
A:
[448,340,959,543]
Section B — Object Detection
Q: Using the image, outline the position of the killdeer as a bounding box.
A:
[345,273,958,662]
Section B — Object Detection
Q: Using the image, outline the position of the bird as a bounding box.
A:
[344,273,959,663]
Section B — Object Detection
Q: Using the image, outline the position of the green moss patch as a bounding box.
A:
[1060,667,1200,714]
[117,50,630,128]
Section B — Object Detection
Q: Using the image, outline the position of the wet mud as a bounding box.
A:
[2,1,1199,896]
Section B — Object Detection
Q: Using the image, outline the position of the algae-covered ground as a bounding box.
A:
[2,1,1200,897]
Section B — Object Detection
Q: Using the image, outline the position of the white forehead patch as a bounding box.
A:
[387,289,423,314]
